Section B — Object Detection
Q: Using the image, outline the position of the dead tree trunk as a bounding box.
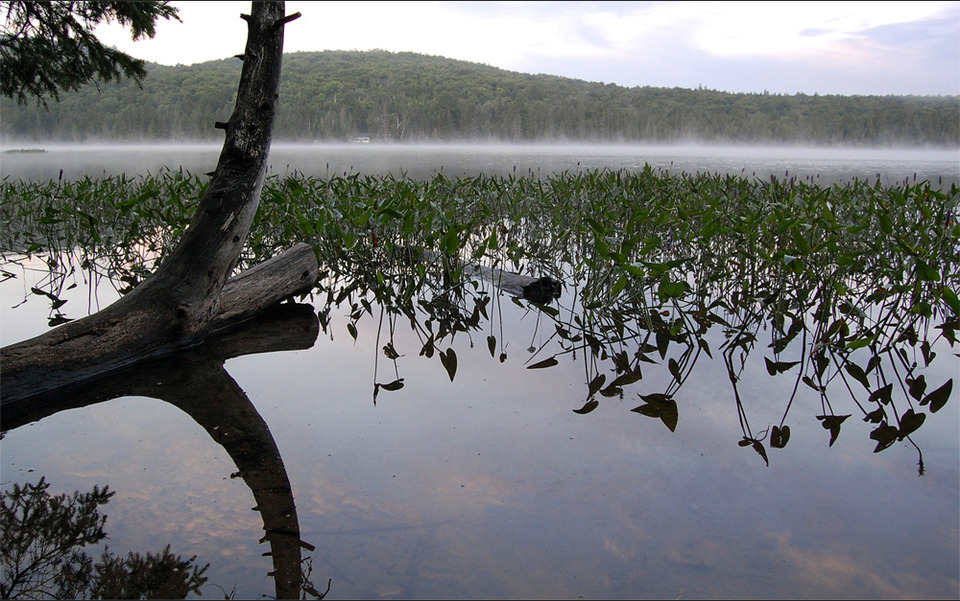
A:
[1,2,311,404]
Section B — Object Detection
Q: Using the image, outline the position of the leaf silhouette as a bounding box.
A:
[863,407,885,424]
[765,357,800,376]
[906,375,927,401]
[870,422,899,452]
[668,358,682,383]
[869,383,893,405]
[816,414,850,447]
[573,399,600,414]
[844,362,870,389]
[920,379,952,413]
[378,379,405,391]
[752,440,769,466]
[609,371,642,388]
[631,395,678,432]
[439,348,458,382]
[527,356,559,369]
[770,425,790,448]
[737,438,769,466]
[897,409,925,440]
[587,374,607,396]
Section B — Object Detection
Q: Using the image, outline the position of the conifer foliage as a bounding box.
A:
[0,1,179,105]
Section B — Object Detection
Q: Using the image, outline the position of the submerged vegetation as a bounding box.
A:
[1,167,957,469]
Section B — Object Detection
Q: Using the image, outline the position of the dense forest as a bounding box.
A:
[2,50,957,145]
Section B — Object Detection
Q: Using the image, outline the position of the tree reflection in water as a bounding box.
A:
[1,304,328,600]
[1,478,208,599]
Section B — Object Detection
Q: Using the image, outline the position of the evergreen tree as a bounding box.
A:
[0,1,179,105]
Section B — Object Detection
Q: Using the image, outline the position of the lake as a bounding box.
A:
[1,144,958,599]
[2,142,959,188]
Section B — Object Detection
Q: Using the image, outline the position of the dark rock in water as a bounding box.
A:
[521,276,562,304]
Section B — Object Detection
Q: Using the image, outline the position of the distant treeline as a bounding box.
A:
[2,50,958,146]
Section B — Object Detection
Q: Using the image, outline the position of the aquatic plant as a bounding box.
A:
[2,167,956,468]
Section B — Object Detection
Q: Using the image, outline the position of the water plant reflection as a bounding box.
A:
[1,478,209,599]
[2,168,956,471]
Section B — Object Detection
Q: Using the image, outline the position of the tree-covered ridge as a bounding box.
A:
[2,49,957,145]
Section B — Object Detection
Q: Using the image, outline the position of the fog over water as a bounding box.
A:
[1,142,958,189]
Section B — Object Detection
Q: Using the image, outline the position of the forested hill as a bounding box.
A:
[2,50,957,146]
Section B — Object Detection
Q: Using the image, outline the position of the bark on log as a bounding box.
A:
[0,2,309,404]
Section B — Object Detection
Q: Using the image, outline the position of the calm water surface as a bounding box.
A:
[1,145,958,599]
[2,142,959,188]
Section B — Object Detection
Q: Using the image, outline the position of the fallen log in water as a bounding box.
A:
[1,242,317,406]
[421,250,562,304]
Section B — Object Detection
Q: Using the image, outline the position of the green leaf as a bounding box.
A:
[347,322,358,341]
[655,328,670,359]
[916,260,939,282]
[844,362,870,389]
[657,279,688,300]
[878,210,893,235]
[486,335,496,358]
[942,286,960,317]
[610,274,628,298]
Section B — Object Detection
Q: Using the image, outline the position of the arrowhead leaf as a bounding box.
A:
[770,425,790,448]
[527,356,559,369]
[439,348,458,381]
[897,409,925,440]
[921,379,953,413]
[573,399,600,414]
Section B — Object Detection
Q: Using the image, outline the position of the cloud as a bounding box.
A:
[90,1,960,95]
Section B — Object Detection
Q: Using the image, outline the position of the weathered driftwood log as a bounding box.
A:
[462,263,562,304]
[1,303,321,599]
[1,3,310,405]
[213,242,317,332]
[421,250,562,304]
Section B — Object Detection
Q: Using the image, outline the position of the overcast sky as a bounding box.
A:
[93,1,960,96]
